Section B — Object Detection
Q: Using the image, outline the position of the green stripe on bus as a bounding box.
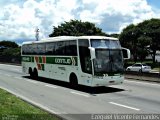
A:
[22,56,78,66]
[39,57,42,63]
[22,56,32,62]
[31,57,34,62]
[46,57,78,66]
[22,56,33,62]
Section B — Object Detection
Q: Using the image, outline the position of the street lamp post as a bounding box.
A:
[35,27,39,41]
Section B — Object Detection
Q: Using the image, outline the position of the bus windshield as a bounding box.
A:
[91,39,124,76]
[91,39,121,49]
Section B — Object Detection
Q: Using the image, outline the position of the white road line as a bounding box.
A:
[109,102,140,111]
[125,80,160,86]
[0,64,20,68]
[14,77,23,80]
[71,91,90,97]
[12,68,20,71]
[45,85,58,88]
[26,80,38,84]
[5,74,11,77]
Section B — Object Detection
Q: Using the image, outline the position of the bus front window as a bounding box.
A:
[91,39,124,76]
[93,49,124,76]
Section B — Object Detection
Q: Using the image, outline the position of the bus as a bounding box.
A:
[21,36,130,87]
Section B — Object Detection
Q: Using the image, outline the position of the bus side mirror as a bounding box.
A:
[122,48,131,60]
[88,47,96,60]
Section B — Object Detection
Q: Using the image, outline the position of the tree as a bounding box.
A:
[108,33,119,38]
[2,47,21,56]
[0,40,20,57]
[136,35,151,61]
[0,40,18,48]
[49,20,106,37]
[119,18,160,62]
[119,24,141,62]
[137,18,160,62]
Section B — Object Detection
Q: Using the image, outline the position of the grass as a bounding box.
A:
[153,68,160,72]
[0,88,60,120]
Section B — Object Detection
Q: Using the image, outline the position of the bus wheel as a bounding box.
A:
[139,69,142,73]
[33,68,38,80]
[29,67,33,78]
[127,68,130,71]
[70,73,78,88]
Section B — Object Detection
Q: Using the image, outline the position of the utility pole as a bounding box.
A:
[35,27,39,41]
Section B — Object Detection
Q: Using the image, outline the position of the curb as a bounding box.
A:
[125,74,160,83]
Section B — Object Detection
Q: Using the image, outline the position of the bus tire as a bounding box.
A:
[29,67,33,78]
[127,68,130,71]
[33,68,38,80]
[69,73,78,88]
[139,69,142,73]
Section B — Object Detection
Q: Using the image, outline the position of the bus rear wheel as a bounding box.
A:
[70,73,78,88]
[33,68,38,80]
[29,67,33,78]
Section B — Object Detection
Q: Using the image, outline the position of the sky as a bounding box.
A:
[0,0,160,44]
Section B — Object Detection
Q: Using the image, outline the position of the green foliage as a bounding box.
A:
[108,33,119,38]
[49,20,106,37]
[0,40,20,57]
[119,18,160,62]
[1,47,21,56]
[0,40,18,48]
[119,24,140,61]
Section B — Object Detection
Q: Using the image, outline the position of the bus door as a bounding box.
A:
[78,39,93,86]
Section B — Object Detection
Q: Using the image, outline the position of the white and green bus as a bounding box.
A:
[21,36,130,87]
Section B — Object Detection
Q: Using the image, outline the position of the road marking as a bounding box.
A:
[45,85,58,88]
[125,80,160,86]
[14,77,23,80]
[71,91,90,97]
[5,74,11,77]
[109,102,140,111]
[26,80,38,84]
[12,68,20,71]
[0,64,20,68]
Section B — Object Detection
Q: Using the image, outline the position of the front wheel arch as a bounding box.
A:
[69,73,78,87]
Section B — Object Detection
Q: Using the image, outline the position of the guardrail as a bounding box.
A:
[125,71,160,83]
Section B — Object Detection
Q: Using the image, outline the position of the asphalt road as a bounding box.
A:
[0,64,160,120]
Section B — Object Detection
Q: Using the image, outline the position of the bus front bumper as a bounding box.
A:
[91,75,124,87]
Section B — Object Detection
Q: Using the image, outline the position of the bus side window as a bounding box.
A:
[65,41,71,55]
[55,42,59,55]
[32,44,38,55]
[22,45,27,55]
[46,42,55,55]
[39,43,46,55]
[28,44,33,55]
[24,44,30,55]
[65,40,77,56]
[70,40,77,56]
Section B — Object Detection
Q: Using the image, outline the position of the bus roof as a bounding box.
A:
[22,36,118,45]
